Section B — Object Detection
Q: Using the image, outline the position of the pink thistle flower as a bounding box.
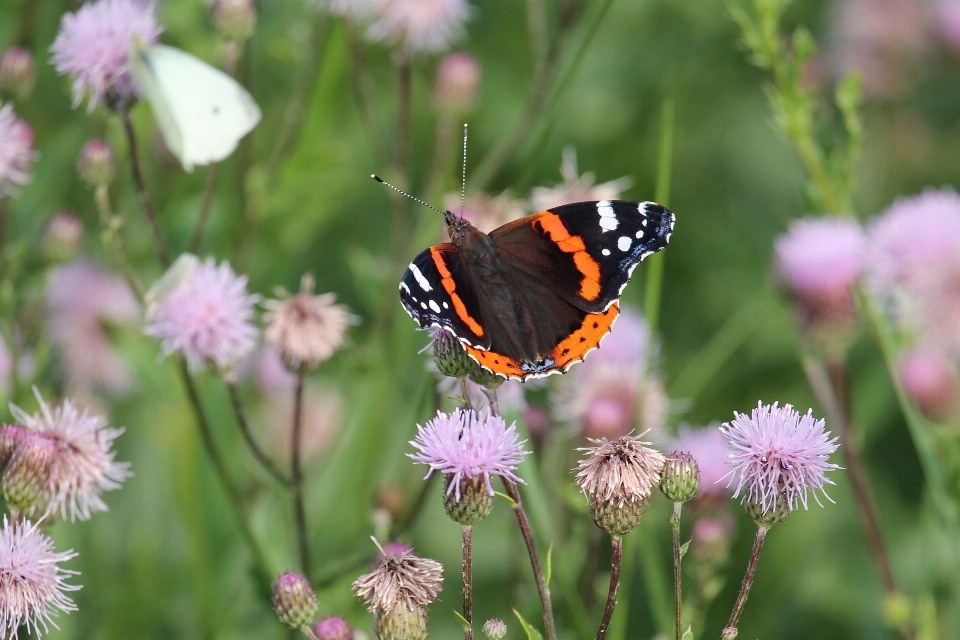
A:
[10,390,131,521]
[721,402,840,514]
[0,104,35,197]
[46,261,139,395]
[50,0,162,111]
[367,0,471,53]
[671,424,732,499]
[434,52,480,112]
[0,516,79,639]
[145,257,260,373]
[898,346,957,420]
[774,216,865,300]
[409,408,529,501]
[530,146,632,212]
[314,615,354,640]
[936,0,960,52]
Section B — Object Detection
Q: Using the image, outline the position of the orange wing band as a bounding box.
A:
[462,343,526,377]
[549,302,619,370]
[430,247,485,337]
[535,212,602,301]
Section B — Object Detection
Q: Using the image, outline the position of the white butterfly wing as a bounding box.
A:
[131,45,261,172]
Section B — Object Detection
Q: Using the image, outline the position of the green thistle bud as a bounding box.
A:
[443,475,493,525]
[3,431,56,514]
[482,618,507,639]
[272,571,318,629]
[433,329,474,379]
[212,0,256,42]
[659,451,700,503]
[744,491,791,528]
[377,599,427,640]
[591,497,645,536]
[467,362,505,389]
[77,140,116,187]
[0,47,35,98]
[41,212,84,264]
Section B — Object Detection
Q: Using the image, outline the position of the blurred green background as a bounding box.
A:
[2,0,960,637]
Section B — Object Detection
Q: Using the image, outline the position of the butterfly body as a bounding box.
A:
[400,200,674,380]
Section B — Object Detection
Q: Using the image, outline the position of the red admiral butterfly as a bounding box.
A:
[399,198,675,380]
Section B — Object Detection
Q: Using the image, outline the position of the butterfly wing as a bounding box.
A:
[490,200,674,314]
[130,45,261,172]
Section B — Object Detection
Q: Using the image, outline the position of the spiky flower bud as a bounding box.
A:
[353,550,443,640]
[314,615,354,640]
[482,618,507,639]
[272,571,318,629]
[212,0,256,42]
[443,475,493,525]
[660,451,700,503]
[377,599,427,640]
[744,491,790,528]
[0,424,25,468]
[41,212,84,264]
[0,47,35,98]
[433,329,473,379]
[2,431,56,514]
[77,140,116,187]
[468,362,505,389]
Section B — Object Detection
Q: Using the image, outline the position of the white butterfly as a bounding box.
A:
[129,44,261,172]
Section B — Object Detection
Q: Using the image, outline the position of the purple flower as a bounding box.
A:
[145,257,260,372]
[898,346,957,420]
[367,0,471,53]
[0,516,79,638]
[409,409,528,500]
[671,424,732,498]
[721,402,840,514]
[774,216,865,300]
[314,615,354,640]
[50,0,162,110]
[11,389,131,521]
[434,52,480,112]
[0,103,35,196]
[936,0,960,52]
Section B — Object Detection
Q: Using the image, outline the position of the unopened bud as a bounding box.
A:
[899,347,957,421]
[314,615,354,640]
[377,599,427,640]
[467,362,504,390]
[482,618,507,639]
[721,626,738,640]
[591,498,644,536]
[41,212,84,263]
[433,329,473,379]
[744,492,790,528]
[435,53,480,113]
[0,47,34,98]
[0,424,25,468]
[2,431,56,514]
[212,0,256,42]
[272,571,318,629]
[659,451,700,503]
[443,475,493,525]
[77,140,116,187]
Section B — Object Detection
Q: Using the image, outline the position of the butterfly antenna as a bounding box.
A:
[371,175,446,217]
[460,123,468,219]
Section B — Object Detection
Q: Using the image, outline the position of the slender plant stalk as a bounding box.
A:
[121,111,170,268]
[671,501,683,640]
[292,373,312,576]
[643,98,675,348]
[94,185,144,302]
[226,381,291,485]
[189,163,220,254]
[595,535,623,640]
[301,627,320,640]
[463,524,474,640]
[392,52,413,259]
[723,525,768,637]
[345,25,389,161]
[459,378,473,411]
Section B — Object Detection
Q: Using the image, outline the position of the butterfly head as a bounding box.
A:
[444,210,478,246]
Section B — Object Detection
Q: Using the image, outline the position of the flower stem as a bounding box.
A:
[723,524,767,637]
[463,524,474,640]
[121,111,170,268]
[459,377,473,411]
[226,380,291,485]
[189,163,219,254]
[502,478,557,640]
[595,535,623,640]
[93,184,144,302]
[292,373,312,576]
[643,98,674,354]
[671,501,683,640]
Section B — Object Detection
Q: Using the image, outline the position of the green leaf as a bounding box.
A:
[791,27,816,65]
[679,540,691,560]
[545,543,553,590]
[453,610,472,633]
[512,608,545,640]
[682,624,695,640]
[495,491,517,509]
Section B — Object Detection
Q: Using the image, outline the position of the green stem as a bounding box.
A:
[643,99,675,345]
[722,525,768,638]
[226,380,290,485]
[292,374,312,576]
[463,524,474,640]
[672,502,683,640]
[595,535,623,640]
[122,111,170,268]
[94,184,144,302]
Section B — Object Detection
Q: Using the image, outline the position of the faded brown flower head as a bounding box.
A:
[263,274,357,371]
[575,433,666,508]
[352,549,443,614]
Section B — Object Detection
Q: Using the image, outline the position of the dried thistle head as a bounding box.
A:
[352,549,443,615]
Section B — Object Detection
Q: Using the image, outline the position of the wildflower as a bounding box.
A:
[530,146,631,211]
[936,0,960,53]
[575,433,666,535]
[0,103,35,196]
[721,402,840,521]
[660,451,700,503]
[0,47,35,98]
[212,0,256,42]
[0,424,25,466]
[50,0,162,110]
[263,274,357,371]
[314,615,354,640]
[443,191,527,235]
[77,139,116,187]
[46,261,139,395]
[434,52,480,112]
[41,213,84,264]
[2,431,57,514]
[352,549,443,640]
[0,517,79,639]
[670,424,731,500]
[272,571,318,629]
[432,328,474,379]
[898,347,957,420]
[482,619,507,640]
[367,0,471,54]
[11,390,131,521]
[145,257,259,373]
[691,514,734,566]
[374,541,414,567]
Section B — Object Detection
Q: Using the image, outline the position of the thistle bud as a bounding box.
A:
[77,140,116,187]
[898,347,957,421]
[0,47,35,98]
[744,491,791,528]
[482,618,507,639]
[377,599,427,640]
[2,431,56,514]
[0,424,25,468]
[659,451,700,503]
[212,0,256,42]
[434,53,480,113]
[433,329,473,379]
[443,475,493,525]
[467,362,504,390]
[721,626,739,640]
[41,212,84,263]
[314,615,354,640]
[272,571,318,629]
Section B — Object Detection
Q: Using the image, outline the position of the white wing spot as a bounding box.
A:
[420,302,427,309]
[602,248,611,256]
[443,301,449,309]
[597,201,618,232]
[400,282,411,294]
[409,263,433,291]
[636,230,643,238]
[429,300,441,313]
[617,236,632,252]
